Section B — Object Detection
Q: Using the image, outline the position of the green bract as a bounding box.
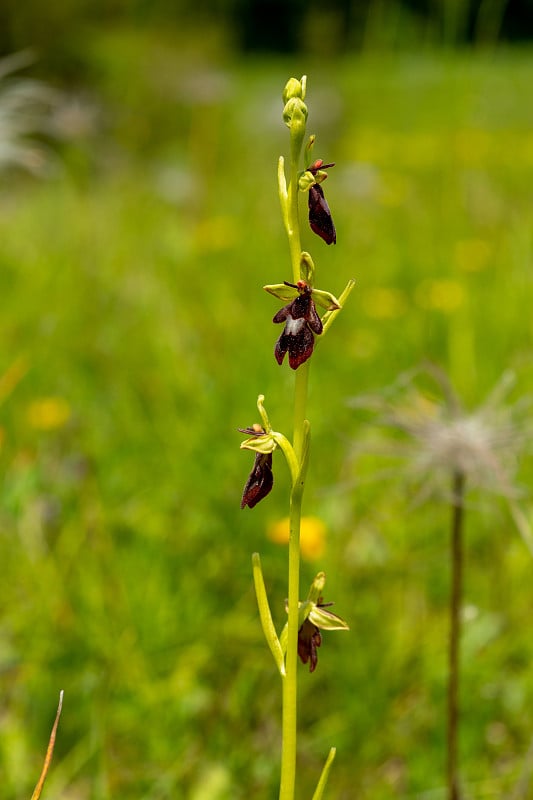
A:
[264,283,299,302]
[312,288,341,311]
[264,280,340,312]
[308,605,349,631]
[303,572,349,629]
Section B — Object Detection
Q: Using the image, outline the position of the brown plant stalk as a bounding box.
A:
[448,472,465,800]
[31,690,64,800]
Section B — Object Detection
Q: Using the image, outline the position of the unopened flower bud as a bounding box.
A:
[282,97,308,132]
[282,76,306,104]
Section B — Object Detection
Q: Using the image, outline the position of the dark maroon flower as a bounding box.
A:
[239,423,274,508]
[273,280,323,370]
[297,618,322,673]
[239,424,276,509]
[307,159,336,245]
[294,579,349,673]
[241,452,273,509]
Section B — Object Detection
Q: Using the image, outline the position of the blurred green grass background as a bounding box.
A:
[1,21,533,800]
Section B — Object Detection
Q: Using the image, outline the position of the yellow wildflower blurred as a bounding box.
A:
[27,397,71,430]
[267,515,327,561]
[415,279,465,313]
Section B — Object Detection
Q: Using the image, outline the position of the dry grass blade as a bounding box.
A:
[31,690,64,800]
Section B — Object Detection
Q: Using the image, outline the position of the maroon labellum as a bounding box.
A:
[297,619,322,673]
[297,599,335,673]
[307,159,336,246]
[308,184,336,245]
[273,281,323,370]
[241,451,273,509]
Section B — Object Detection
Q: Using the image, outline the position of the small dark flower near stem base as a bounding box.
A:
[297,618,322,672]
[273,281,322,370]
[294,586,349,673]
[307,159,336,246]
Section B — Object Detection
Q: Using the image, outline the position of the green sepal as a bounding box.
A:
[308,605,350,631]
[240,433,277,455]
[264,283,299,302]
[312,288,341,311]
[283,596,348,631]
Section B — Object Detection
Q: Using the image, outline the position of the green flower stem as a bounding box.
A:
[280,488,303,800]
[293,363,310,463]
[279,86,308,800]
[287,145,303,286]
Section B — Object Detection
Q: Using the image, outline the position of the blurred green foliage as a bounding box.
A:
[1,0,532,84]
[1,31,533,799]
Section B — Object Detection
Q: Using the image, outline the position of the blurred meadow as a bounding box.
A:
[1,4,533,799]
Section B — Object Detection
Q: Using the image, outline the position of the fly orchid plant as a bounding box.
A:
[238,76,354,800]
